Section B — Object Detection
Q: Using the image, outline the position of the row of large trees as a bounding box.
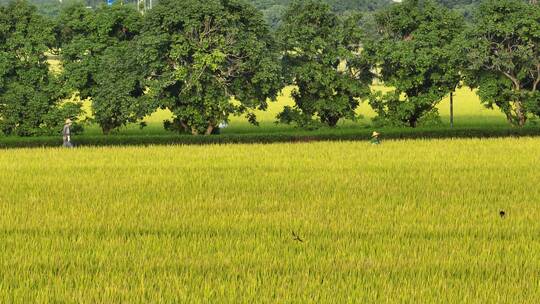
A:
[0,0,539,136]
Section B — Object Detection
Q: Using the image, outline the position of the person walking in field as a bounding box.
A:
[63,119,73,148]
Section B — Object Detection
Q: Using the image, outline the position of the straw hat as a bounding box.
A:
[65,118,72,124]
[372,131,380,137]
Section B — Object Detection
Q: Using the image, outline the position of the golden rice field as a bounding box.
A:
[1,138,539,302]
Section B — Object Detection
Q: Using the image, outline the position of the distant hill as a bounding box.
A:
[249,0,392,13]
[437,0,482,18]
[248,0,483,28]
[438,0,481,7]
[249,0,394,28]
[0,0,484,22]
[249,0,482,11]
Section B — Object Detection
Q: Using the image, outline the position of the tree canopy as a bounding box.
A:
[138,0,283,135]
[277,0,372,128]
[364,0,465,127]
[0,0,81,136]
[57,3,148,134]
[464,0,540,126]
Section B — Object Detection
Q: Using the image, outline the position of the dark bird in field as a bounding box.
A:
[292,231,303,242]
[500,210,506,218]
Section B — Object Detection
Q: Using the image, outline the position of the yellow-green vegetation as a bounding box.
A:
[1,138,539,302]
[142,86,504,126]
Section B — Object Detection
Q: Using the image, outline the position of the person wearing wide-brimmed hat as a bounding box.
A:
[370,131,381,145]
[63,119,73,147]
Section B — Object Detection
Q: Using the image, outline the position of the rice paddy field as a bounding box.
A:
[1,138,540,302]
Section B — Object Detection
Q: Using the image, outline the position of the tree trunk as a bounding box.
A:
[179,120,190,133]
[102,126,112,135]
[513,85,526,127]
[408,117,417,128]
[204,124,215,135]
[506,78,527,127]
[505,100,527,127]
[326,116,340,127]
[450,92,454,128]
[505,112,514,125]
[515,100,527,127]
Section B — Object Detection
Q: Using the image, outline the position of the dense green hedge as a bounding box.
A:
[1,126,539,149]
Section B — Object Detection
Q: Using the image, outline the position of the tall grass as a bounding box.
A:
[1,138,539,302]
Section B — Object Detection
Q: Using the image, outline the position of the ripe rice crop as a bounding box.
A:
[0,138,539,302]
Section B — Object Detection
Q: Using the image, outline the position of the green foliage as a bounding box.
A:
[0,0,85,18]
[464,0,540,127]
[0,0,82,136]
[364,0,465,127]
[437,0,482,20]
[57,3,150,134]
[261,4,286,29]
[92,42,149,134]
[277,0,372,128]
[250,0,392,29]
[36,0,85,18]
[139,0,283,135]
[249,0,483,27]
[249,0,392,12]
